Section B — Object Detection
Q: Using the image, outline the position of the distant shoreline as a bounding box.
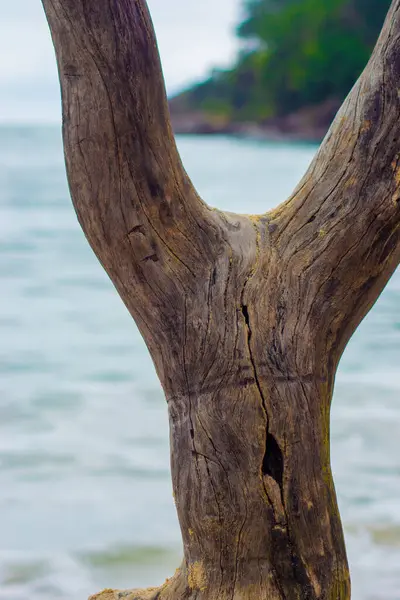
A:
[169,97,341,145]
[172,118,324,144]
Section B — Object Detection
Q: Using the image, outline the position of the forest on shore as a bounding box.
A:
[170,0,391,140]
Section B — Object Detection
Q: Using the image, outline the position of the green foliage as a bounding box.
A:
[181,0,391,120]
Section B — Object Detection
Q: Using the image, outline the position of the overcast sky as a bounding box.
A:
[0,0,240,123]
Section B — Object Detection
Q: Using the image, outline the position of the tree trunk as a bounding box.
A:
[41,1,400,599]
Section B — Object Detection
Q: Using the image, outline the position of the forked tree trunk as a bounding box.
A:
[42,1,400,598]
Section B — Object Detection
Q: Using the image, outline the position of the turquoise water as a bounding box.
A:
[0,125,399,600]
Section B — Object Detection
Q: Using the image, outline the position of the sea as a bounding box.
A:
[0,125,399,600]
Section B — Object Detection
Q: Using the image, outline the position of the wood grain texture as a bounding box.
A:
[41,1,400,598]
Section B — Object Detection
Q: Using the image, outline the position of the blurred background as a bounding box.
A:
[0,1,399,599]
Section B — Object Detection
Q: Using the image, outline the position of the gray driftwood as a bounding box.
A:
[41,1,400,598]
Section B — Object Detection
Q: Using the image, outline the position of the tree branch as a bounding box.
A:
[42,0,400,399]
[41,0,223,348]
[268,0,400,367]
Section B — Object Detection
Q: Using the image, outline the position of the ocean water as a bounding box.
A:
[0,124,399,600]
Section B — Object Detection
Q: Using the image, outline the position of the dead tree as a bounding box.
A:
[42,1,400,598]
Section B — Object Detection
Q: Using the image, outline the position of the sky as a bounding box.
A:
[0,0,241,123]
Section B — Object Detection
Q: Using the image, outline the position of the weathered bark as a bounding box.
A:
[41,1,400,599]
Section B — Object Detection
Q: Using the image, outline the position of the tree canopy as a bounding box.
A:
[175,0,391,122]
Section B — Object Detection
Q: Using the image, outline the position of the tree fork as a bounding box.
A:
[41,1,400,598]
